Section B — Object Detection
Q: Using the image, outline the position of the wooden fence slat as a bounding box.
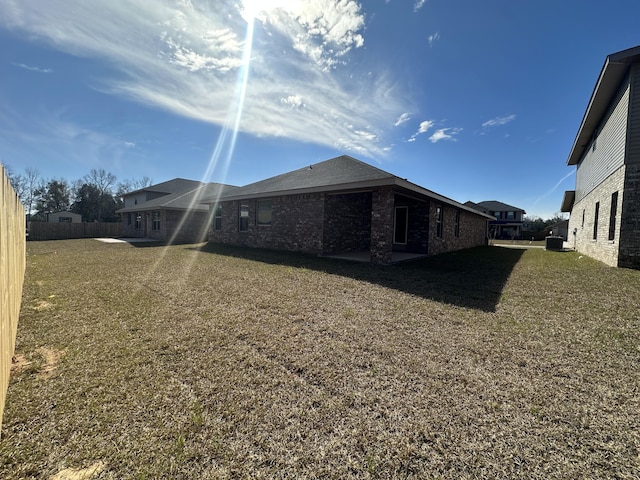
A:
[0,164,26,434]
[27,222,123,241]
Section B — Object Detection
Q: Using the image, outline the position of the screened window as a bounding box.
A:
[58,217,72,223]
[608,192,618,241]
[152,211,161,231]
[454,209,460,238]
[436,205,443,238]
[239,202,250,231]
[593,202,600,240]
[257,200,273,226]
[135,213,142,230]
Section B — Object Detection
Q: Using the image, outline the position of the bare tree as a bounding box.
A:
[84,168,117,197]
[4,164,41,216]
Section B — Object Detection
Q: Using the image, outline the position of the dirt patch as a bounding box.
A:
[10,354,31,375]
[10,347,65,379]
[36,346,66,379]
[33,300,53,311]
[49,461,105,480]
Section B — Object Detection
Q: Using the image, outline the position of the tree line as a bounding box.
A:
[5,165,152,223]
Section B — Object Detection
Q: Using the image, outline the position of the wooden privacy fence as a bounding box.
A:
[27,221,123,240]
[0,164,26,433]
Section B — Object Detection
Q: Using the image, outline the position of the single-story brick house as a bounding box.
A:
[561,45,640,268]
[117,178,237,243]
[206,155,492,264]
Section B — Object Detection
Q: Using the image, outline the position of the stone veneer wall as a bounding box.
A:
[568,165,625,267]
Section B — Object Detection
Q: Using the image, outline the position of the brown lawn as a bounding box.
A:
[1,239,639,479]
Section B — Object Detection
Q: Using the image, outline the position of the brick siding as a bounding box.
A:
[568,165,625,267]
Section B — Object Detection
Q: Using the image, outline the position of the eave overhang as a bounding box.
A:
[560,190,575,212]
[209,177,494,220]
[567,46,640,166]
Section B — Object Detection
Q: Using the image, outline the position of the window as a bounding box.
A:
[593,202,599,240]
[127,213,132,225]
[59,217,72,223]
[454,209,460,238]
[135,213,142,230]
[608,192,618,241]
[152,211,161,231]
[257,200,272,226]
[506,211,515,220]
[436,205,443,238]
[581,209,585,228]
[214,204,222,230]
[493,211,501,220]
[239,202,250,231]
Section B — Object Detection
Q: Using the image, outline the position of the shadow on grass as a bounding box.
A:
[193,243,524,312]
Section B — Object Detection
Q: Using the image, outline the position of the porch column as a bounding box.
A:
[370,187,394,264]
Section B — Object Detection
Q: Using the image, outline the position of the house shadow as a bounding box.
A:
[191,243,525,312]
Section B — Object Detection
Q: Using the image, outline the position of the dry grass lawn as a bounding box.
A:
[1,239,639,479]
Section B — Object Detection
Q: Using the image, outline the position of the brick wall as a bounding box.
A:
[619,163,640,268]
[210,194,325,255]
[209,188,488,263]
[370,187,394,264]
[428,203,488,256]
[568,165,625,267]
[121,209,210,243]
[323,192,372,254]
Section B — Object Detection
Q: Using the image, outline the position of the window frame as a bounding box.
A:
[214,204,222,231]
[608,191,618,241]
[152,210,161,231]
[239,202,250,232]
[593,202,600,240]
[435,204,444,238]
[256,199,273,226]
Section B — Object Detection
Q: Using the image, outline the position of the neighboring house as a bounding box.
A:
[464,200,526,240]
[46,211,81,223]
[561,46,640,268]
[546,219,569,240]
[207,155,493,264]
[117,178,238,243]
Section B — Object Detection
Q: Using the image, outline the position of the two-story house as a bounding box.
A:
[117,178,237,243]
[561,46,640,268]
[464,200,526,240]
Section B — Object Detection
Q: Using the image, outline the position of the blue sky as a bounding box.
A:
[2,0,640,219]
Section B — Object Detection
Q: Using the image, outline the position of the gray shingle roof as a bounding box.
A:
[220,155,394,198]
[117,182,238,213]
[473,200,525,213]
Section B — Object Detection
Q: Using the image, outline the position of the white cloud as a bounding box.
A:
[408,119,434,142]
[12,62,53,73]
[394,112,411,127]
[428,32,440,47]
[0,0,404,158]
[429,127,462,143]
[414,0,427,12]
[482,114,516,128]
